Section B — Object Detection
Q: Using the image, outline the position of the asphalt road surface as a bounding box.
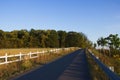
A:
[13,49,91,80]
[58,50,91,80]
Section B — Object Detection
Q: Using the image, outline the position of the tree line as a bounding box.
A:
[0,29,91,48]
[96,34,120,56]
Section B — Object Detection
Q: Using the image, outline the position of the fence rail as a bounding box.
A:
[0,48,70,65]
[89,50,120,80]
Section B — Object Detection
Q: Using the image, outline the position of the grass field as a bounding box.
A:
[0,48,58,56]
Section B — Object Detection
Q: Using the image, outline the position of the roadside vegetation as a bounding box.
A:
[91,49,120,76]
[89,34,120,78]
[97,34,120,57]
[96,34,120,76]
[86,50,110,80]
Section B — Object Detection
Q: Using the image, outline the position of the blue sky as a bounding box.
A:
[0,0,120,43]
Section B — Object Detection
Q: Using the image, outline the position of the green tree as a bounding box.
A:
[106,34,120,56]
[97,37,107,54]
[0,30,4,48]
[65,31,91,48]
[29,29,39,48]
[107,34,120,49]
[58,30,67,48]
[38,30,46,48]
[93,43,97,49]
[65,32,77,47]
[0,29,92,48]
[46,30,59,48]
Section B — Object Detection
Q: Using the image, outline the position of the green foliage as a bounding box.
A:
[21,60,32,70]
[97,34,120,56]
[107,34,120,50]
[65,31,90,48]
[0,29,91,48]
[45,30,59,48]
[97,37,107,48]
[58,30,66,48]
[93,43,97,49]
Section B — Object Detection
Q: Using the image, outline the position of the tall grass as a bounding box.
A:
[89,49,120,77]
[0,48,52,56]
[86,50,110,80]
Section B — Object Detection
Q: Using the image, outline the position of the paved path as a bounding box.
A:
[13,49,91,80]
[58,50,91,80]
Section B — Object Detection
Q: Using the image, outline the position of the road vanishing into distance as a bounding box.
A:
[12,49,91,80]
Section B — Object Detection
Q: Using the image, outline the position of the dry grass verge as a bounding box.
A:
[86,50,110,80]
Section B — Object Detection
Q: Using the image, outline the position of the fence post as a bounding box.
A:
[43,50,45,53]
[20,52,22,61]
[37,51,39,57]
[5,53,8,63]
[96,56,99,59]
[109,66,114,72]
[30,52,31,58]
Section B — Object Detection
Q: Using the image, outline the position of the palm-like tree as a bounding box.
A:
[107,34,120,56]
[109,34,120,49]
[93,43,97,49]
[97,37,108,54]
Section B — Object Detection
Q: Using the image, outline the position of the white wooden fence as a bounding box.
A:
[0,48,70,65]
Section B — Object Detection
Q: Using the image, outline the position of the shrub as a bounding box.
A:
[21,60,32,70]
